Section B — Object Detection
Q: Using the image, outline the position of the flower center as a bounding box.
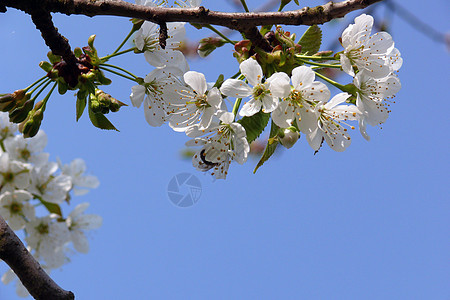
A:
[252,84,269,100]
[20,148,31,161]
[194,94,210,110]
[36,223,49,235]
[2,172,14,183]
[10,202,22,214]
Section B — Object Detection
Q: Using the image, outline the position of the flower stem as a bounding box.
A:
[299,59,341,69]
[240,0,250,12]
[112,27,136,55]
[40,82,57,109]
[232,98,242,119]
[314,71,348,91]
[25,76,48,92]
[100,63,138,80]
[30,79,53,102]
[296,55,337,61]
[204,25,236,45]
[99,66,137,82]
[100,48,136,62]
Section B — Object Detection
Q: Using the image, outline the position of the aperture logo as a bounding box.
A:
[167,173,202,207]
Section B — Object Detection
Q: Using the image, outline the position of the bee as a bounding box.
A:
[198,149,219,171]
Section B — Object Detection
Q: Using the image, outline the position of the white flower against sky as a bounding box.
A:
[134,21,188,70]
[66,203,102,254]
[4,130,49,167]
[186,112,249,179]
[28,160,71,204]
[272,66,330,129]
[25,215,71,268]
[59,158,99,196]
[0,190,34,231]
[0,152,30,193]
[220,58,290,117]
[305,93,360,152]
[168,71,225,132]
[353,72,401,140]
[0,112,17,141]
[135,0,167,6]
[176,0,202,7]
[130,67,184,127]
[1,269,29,298]
[340,14,402,78]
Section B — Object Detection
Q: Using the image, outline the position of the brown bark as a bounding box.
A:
[0,215,74,300]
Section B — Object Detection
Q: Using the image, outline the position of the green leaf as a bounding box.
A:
[254,121,280,173]
[298,25,322,55]
[238,110,270,143]
[88,102,119,131]
[41,200,63,217]
[212,74,224,89]
[76,91,87,121]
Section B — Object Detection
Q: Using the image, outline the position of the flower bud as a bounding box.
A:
[19,101,45,138]
[39,61,53,73]
[74,47,83,58]
[197,37,226,58]
[9,100,35,123]
[279,128,300,149]
[47,51,61,64]
[0,94,14,112]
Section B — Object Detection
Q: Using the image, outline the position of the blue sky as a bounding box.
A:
[0,0,449,299]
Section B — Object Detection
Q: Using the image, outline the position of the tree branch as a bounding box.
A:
[0,215,74,300]
[2,0,383,29]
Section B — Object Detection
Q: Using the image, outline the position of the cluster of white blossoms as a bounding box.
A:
[129,11,401,179]
[0,112,101,297]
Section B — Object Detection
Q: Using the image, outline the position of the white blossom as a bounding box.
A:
[340,14,402,78]
[0,190,34,230]
[25,215,71,268]
[4,130,49,167]
[272,65,330,129]
[304,93,360,152]
[134,21,188,70]
[1,269,29,298]
[59,158,99,196]
[220,58,290,117]
[176,0,202,7]
[66,203,102,253]
[130,67,184,127]
[186,112,249,179]
[28,160,71,204]
[0,112,17,141]
[0,153,30,193]
[167,71,225,131]
[353,72,401,140]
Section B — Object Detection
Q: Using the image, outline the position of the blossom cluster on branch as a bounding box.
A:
[0,1,402,181]
[0,113,100,298]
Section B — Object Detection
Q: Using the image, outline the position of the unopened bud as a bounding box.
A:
[279,128,300,149]
[47,51,61,64]
[19,101,45,138]
[74,47,83,58]
[314,50,334,57]
[197,37,226,58]
[39,61,53,73]
[9,100,34,123]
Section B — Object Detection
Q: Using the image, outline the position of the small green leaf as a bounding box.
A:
[212,74,224,89]
[238,110,270,143]
[88,102,119,131]
[298,25,322,55]
[41,200,63,217]
[254,121,280,173]
[76,91,87,121]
